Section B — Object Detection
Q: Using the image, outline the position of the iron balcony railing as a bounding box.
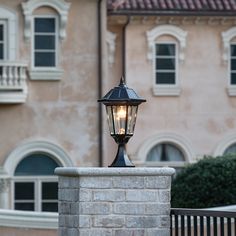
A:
[171,208,236,236]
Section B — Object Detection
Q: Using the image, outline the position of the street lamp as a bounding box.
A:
[98,77,146,167]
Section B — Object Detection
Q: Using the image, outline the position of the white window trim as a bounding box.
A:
[21,0,70,40]
[135,132,195,167]
[4,140,73,177]
[29,15,63,81]
[107,31,117,65]
[222,27,236,96]
[12,176,58,212]
[32,15,58,70]
[152,42,181,96]
[0,5,18,60]
[146,25,187,62]
[228,43,236,95]
[0,20,7,60]
[214,134,236,156]
[146,25,187,96]
[21,0,70,81]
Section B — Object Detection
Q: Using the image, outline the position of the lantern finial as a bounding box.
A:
[119,76,125,87]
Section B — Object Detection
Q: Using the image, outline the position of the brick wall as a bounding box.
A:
[55,167,175,236]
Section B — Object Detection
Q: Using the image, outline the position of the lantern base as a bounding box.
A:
[109,143,135,167]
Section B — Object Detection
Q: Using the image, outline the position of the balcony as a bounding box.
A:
[0,61,28,104]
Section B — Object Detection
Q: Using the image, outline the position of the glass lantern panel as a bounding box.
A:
[106,106,115,135]
[127,105,138,135]
[112,105,127,135]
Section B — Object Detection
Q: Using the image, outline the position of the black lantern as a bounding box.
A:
[98,77,146,167]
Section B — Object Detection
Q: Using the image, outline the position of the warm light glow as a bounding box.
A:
[115,106,127,135]
[117,106,126,119]
[119,128,125,134]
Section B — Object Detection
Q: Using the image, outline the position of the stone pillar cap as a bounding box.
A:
[55,167,175,177]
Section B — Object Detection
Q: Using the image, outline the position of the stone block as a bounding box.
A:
[112,176,144,189]
[79,215,91,228]
[146,229,170,236]
[59,215,66,227]
[93,216,125,228]
[58,228,78,236]
[145,176,171,189]
[79,176,112,188]
[145,203,170,215]
[126,216,159,228]
[158,216,170,228]
[58,189,79,202]
[70,203,77,215]
[58,202,71,214]
[65,215,78,228]
[79,229,112,236]
[67,228,79,236]
[58,177,71,189]
[59,227,67,236]
[159,190,171,203]
[126,190,157,202]
[59,177,80,189]
[79,202,111,215]
[114,203,145,215]
[93,190,125,202]
[114,229,145,236]
[79,189,92,201]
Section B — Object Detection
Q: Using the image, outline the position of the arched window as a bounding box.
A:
[223,143,236,155]
[147,143,185,162]
[13,153,61,212]
[214,135,236,156]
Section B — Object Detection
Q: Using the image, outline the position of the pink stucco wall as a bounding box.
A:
[108,17,236,164]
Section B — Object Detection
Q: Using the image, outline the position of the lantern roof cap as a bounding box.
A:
[98,77,146,105]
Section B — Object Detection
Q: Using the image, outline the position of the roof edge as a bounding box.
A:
[108,10,236,17]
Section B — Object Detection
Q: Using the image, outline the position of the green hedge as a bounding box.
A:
[171,155,236,208]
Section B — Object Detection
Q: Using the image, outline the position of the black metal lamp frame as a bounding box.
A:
[98,77,146,167]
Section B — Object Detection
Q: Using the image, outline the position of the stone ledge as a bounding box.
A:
[55,167,175,177]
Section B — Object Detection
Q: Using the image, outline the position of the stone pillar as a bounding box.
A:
[55,167,175,236]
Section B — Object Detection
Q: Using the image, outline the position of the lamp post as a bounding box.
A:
[98,77,146,167]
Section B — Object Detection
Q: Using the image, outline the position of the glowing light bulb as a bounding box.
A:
[117,106,126,119]
[116,106,126,135]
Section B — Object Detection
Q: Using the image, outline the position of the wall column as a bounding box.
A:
[56,167,175,236]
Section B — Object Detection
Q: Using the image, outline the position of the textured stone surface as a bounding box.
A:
[57,167,174,235]
[93,216,125,228]
[93,190,125,202]
[126,190,157,202]
[114,203,145,215]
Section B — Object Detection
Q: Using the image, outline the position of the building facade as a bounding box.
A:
[0,0,236,234]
